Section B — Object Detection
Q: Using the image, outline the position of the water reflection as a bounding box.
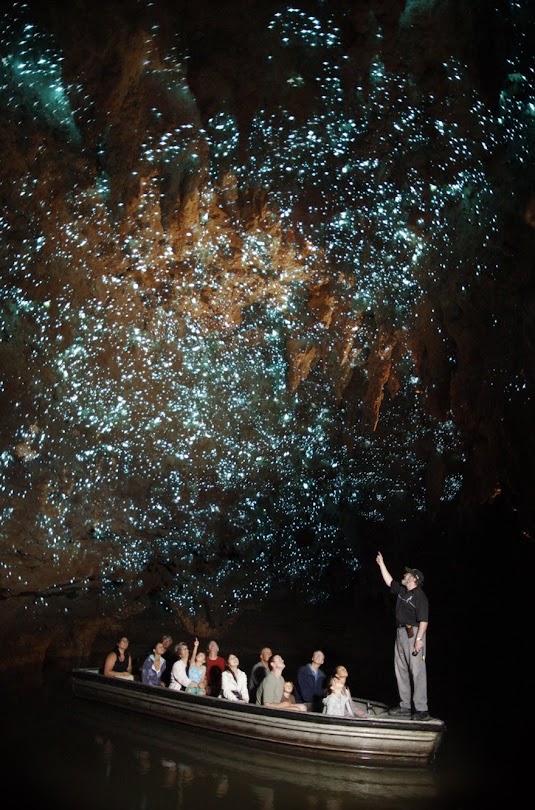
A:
[76,700,438,810]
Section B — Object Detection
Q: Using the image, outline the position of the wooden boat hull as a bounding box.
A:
[71,668,445,768]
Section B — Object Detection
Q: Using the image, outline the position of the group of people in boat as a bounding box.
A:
[102,636,368,717]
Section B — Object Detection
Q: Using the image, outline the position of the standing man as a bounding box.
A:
[376,551,430,721]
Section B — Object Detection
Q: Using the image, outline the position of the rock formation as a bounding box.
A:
[0,0,534,666]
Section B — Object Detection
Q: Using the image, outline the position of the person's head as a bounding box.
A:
[311,650,325,667]
[226,653,240,669]
[153,642,165,656]
[195,651,206,666]
[402,567,424,590]
[268,654,285,672]
[175,642,189,659]
[207,640,220,657]
[161,635,173,650]
[117,637,129,651]
[283,680,294,694]
[260,647,272,664]
[328,676,343,694]
[335,665,348,680]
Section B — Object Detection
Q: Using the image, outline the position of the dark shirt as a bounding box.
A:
[248,661,269,702]
[112,651,131,673]
[99,647,130,675]
[296,664,326,704]
[390,581,429,626]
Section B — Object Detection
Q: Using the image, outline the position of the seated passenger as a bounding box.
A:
[296,650,326,709]
[256,654,307,711]
[140,634,174,684]
[333,664,368,718]
[186,644,207,695]
[169,640,203,692]
[220,654,249,702]
[206,639,225,696]
[141,642,167,687]
[322,675,352,716]
[282,680,296,704]
[248,646,272,703]
[102,636,134,680]
[161,634,175,686]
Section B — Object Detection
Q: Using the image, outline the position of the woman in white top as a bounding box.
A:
[220,654,249,702]
[169,640,201,692]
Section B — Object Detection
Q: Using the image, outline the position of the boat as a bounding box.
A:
[71,667,445,768]
[73,699,441,803]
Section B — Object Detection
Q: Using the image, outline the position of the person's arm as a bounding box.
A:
[126,653,132,675]
[189,638,199,668]
[176,660,195,689]
[414,621,428,653]
[103,652,118,678]
[376,551,393,587]
[416,621,428,639]
[141,657,151,684]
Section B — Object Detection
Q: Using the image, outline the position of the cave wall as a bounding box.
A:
[0,0,534,665]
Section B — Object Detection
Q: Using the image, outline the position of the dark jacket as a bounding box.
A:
[296,664,326,704]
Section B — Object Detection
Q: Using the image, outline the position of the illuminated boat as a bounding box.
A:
[71,667,445,768]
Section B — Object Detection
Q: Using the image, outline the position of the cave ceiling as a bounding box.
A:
[0,0,534,646]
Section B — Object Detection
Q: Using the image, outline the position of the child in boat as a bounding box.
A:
[187,648,207,695]
[322,676,352,716]
[333,665,368,718]
[282,681,296,704]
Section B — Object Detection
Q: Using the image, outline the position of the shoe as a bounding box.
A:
[388,706,411,716]
[411,711,430,721]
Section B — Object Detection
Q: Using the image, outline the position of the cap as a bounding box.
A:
[405,566,424,585]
